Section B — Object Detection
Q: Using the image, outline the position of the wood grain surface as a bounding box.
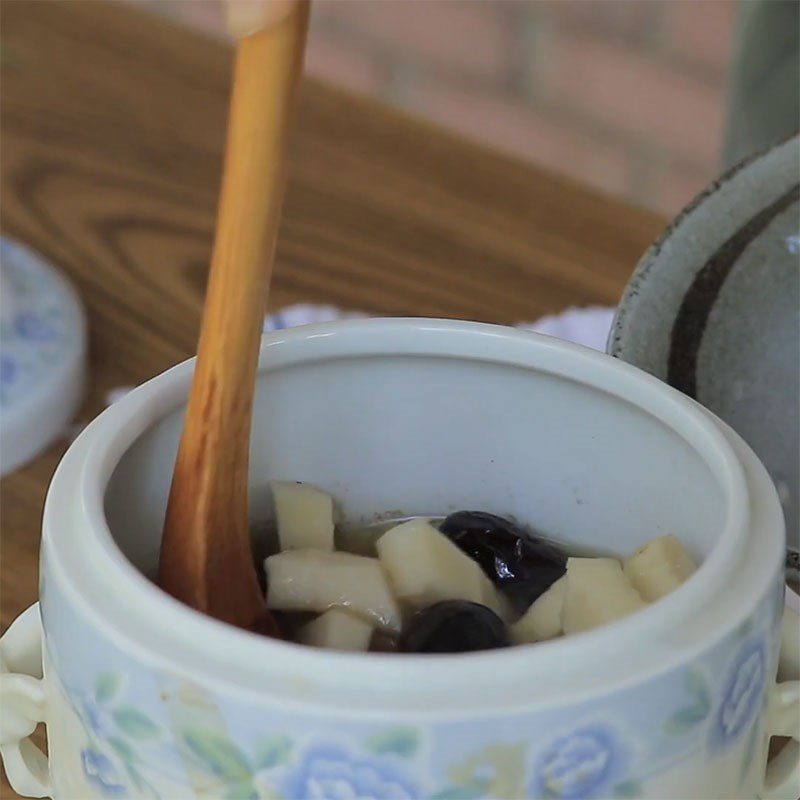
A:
[0,3,663,796]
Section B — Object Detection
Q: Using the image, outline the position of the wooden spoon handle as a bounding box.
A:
[158,3,309,632]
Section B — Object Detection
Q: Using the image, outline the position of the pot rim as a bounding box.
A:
[43,318,766,714]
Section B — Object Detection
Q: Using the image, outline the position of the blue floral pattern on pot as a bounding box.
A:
[64,670,187,799]
[530,724,629,800]
[709,636,770,787]
[82,749,128,798]
[283,743,420,800]
[58,666,427,799]
[710,638,767,751]
[44,575,785,799]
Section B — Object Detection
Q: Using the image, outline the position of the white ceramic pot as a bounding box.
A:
[2,319,798,800]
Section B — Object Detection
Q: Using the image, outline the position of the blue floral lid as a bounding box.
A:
[0,236,87,475]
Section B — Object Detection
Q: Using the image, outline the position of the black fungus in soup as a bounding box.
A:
[259,482,698,653]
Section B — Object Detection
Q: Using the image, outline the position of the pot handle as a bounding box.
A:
[0,604,51,798]
[762,601,800,800]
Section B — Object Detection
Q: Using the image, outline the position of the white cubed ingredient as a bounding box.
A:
[480,574,513,621]
[297,609,374,652]
[265,550,400,632]
[562,557,646,634]
[510,575,567,643]
[271,481,335,551]
[376,518,491,610]
[623,535,697,602]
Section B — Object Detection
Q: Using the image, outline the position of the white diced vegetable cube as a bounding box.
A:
[271,481,334,551]
[511,575,566,643]
[265,550,400,632]
[623,535,696,602]
[480,573,513,622]
[298,609,374,652]
[376,518,504,615]
[562,557,645,634]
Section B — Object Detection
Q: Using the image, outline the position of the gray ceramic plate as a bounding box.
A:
[609,136,799,553]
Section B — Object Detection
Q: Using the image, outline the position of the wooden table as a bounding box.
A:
[0,3,663,796]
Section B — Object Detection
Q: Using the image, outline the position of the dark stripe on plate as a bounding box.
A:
[667,183,800,397]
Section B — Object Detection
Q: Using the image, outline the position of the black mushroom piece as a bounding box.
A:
[399,601,510,654]
[440,511,567,613]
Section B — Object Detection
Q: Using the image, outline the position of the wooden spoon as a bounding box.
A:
[158,1,309,634]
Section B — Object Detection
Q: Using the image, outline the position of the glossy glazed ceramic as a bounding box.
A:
[610,136,800,553]
[0,237,86,475]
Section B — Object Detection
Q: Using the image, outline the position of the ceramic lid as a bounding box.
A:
[0,237,87,476]
[609,136,799,553]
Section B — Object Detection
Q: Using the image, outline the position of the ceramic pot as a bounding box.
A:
[609,136,799,555]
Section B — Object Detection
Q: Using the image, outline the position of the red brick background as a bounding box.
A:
[128,0,737,217]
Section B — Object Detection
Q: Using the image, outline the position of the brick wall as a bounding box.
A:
[129,0,738,217]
